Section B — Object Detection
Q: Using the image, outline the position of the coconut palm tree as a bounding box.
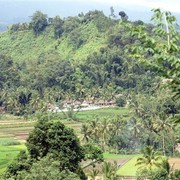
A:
[110,116,124,136]
[154,117,174,156]
[99,119,112,148]
[102,161,119,180]
[136,146,162,171]
[81,124,91,143]
[89,119,101,143]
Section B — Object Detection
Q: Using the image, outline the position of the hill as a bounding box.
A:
[0,10,167,115]
[0,11,111,63]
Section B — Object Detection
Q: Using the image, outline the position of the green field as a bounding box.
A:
[0,107,133,177]
[103,152,139,159]
[0,145,26,176]
[74,107,129,121]
[104,152,141,177]
[117,156,141,176]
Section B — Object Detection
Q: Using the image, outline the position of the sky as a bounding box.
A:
[91,0,180,13]
[0,0,180,24]
[2,0,179,12]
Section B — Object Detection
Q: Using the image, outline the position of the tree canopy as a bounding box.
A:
[30,11,48,35]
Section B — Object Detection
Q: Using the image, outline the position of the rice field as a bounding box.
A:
[0,109,179,178]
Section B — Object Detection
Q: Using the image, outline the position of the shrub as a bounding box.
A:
[116,96,126,107]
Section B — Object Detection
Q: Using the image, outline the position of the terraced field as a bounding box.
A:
[0,110,179,179]
[0,119,35,143]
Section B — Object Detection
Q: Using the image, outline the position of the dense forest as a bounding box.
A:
[0,8,180,179]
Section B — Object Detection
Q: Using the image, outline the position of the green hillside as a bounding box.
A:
[0,10,161,115]
[0,9,179,116]
[0,14,108,63]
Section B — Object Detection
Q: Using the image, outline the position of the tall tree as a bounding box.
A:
[129,9,180,98]
[53,15,64,38]
[26,117,84,173]
[30,11,48,35]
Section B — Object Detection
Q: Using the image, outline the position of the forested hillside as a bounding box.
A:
[0,9,179,115]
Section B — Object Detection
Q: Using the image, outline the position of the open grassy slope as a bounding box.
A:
[0,21,107,63]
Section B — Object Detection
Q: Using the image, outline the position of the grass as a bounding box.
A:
[0,139,20,146]
[0,144,26,176]
[117,156,141,177]
[103,152,139,159]
[103,153,141,177]
[0,114,23,121]
[75,107,130,121]
[0,21,107,64]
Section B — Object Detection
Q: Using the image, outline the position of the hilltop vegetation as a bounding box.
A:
[0,11,111,62]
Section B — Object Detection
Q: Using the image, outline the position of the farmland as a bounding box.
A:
[0,107,180,179]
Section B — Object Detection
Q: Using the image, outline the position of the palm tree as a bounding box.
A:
[99,119,112,148]
[110,116,124,136]
[154,117,174,156]
[136,146,162,171]
[88,168,100,180]
[89,119,100,143]
[29,94,40,111]
[81,124,91,143]
[102,161,119,180]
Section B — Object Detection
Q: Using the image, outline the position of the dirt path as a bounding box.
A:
[169,158,180,170]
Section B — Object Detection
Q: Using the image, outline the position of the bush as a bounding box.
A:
[116,96,126,107]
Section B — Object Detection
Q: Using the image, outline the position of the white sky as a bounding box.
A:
[90,0,180,13]
[1,0,180,13]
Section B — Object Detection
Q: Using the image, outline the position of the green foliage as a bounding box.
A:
[52,16,64,38]
[16,155,81,180]
[0,139,20,146]
[136,146,162,170]
[30,11,48,35]
[116,96,126,107]
[129,8,180,97]
[102,161,119,180]
[0,145,26,177]
[83,143,103,169]
[4,115,88,179]
[136,158,180,180]
[9,22,29,32]
[5,150,32,179]
[26,117,84,173]
[0,54,20,89]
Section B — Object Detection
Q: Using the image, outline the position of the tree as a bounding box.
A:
[16,155,81,180]
[137,158,180,180]
[0,54,20,89]
[82,143,103,169]
[81,124,91,143]
[26,116,84,173]
[136,146,162,171]
[109,6,116,18]
[129,9,180,98]
[53,16,64,38]
[30,11,48,35]
[119,11,128,21]
[5,150,32,179]
[102,161,119,180]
